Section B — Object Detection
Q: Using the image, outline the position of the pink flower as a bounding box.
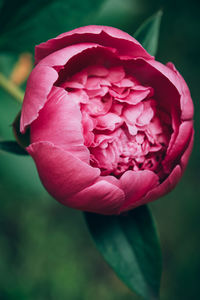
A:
[20,25,194,215]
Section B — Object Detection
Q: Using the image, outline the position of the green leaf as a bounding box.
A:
[134,10,163,56]
[0,0,56,35]
[0,141,28,155]
[12,111,30,149]
[0,0,105,53]
[0,53,22,140]
[85,205,162,300]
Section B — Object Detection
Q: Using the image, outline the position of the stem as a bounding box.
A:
[0,72,24,103]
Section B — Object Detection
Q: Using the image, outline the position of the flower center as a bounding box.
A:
[63,64,172,177]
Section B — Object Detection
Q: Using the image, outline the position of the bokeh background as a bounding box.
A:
[0,0,199,299]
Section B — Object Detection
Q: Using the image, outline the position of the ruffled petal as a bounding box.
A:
[30,86,90,163]
[119,170,159,212]
[35,25,152,64]
[27,142,100,202]
[123,102,143,124]
[96,113,123,131]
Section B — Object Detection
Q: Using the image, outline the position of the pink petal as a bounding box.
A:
[69,90,89,104]
[117,86,153,105]
[163,120,193,173]
[85,77,102,89]
[96,113,123,131]
[109,86,130,99]
[69,179,125,214]
[180,130,194,171]
[86,86,109,98]
[86,64,109,77]
[166,62,194,121]
[111,103,123,115]
[148,117,163,135]
[85,96,112,116]
[123,58,181,117]
[20,65,58,133]
[21,43,111,132]
[123,102,143,124]
[106,66,125,83]
[138,165,182,206]
[61,81,84,89]
[30,86,90,163]
[119,170,159,213]
[92,133,115,147]
[38,42,116,68]
[27,142,100,202]
[114,78,134,88]
[136,100,155,126]
[126,124,138,135]
[70,70,87,85]
[35,25,152,64]
[82,112,96,147]
[137,59,193,121]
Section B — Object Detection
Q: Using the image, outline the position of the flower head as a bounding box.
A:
[20,26,194,214]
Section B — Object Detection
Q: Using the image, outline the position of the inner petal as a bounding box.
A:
[58,62,172,179]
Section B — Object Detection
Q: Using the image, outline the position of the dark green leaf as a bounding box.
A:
[134,10,163,56]
[0,0,105,53]
[0,141,28,155]
[0,54,23,140]
[0,0,56,35]
[12,111,30,149]
[85,205,162,300]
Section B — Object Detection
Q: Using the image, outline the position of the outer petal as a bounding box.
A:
[20,43,116,132]
[69,180,125,215]
[163,120,193,173]
[20,65,58,133]
[166,62,194,121]
[122,57,181,118]
[35,25,153,64]
[27,142,100,202]
[38,43,116,67]
[119,170,159,213]
[180,129,194,172]
[141,59,194,121]
[132,165,182,209]
[30,86,90,163]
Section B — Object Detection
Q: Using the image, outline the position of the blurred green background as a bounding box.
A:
[0,0,199,299]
